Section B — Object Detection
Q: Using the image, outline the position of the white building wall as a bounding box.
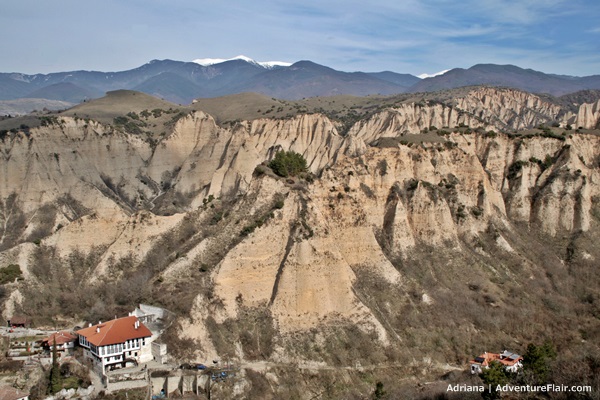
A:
[139,341,153,363]
[139,304,166,319]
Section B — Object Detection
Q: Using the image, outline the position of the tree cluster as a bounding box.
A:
[268,150,308,178]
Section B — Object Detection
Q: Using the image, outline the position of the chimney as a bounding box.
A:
[134,320,139,330]
[96,327,100,333]
[88,323,92,328]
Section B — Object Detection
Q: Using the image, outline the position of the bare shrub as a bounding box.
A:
[206,305,275,360]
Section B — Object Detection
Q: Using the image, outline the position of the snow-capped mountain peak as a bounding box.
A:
[192,55,292,69]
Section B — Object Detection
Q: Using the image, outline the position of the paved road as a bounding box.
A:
[0,326,56,338]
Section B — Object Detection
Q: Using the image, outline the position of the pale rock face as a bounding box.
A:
[205,130,597,340]
[455,87,563,131]
[349,87,568,141]
[167,114,347,201]
[567,100,600,129]
[213,195,294,319]
[2,289,23,321]
[0,243,37,281]
[148,111,222,189]
[350,105,488,142]
[0,118,152,214]
[406,183,459,246]
[385,196,417,255]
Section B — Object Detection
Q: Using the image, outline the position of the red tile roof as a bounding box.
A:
[470,351,523,367]
[0,386,29,400]
[42,331,77,346]
[76,316,152,347]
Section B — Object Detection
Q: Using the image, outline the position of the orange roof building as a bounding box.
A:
[42,331,77,357]
[42,331,77,347]
[76,316,152,373]
[469,350,523,374]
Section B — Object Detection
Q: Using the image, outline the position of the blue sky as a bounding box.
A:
[1,0,599,76]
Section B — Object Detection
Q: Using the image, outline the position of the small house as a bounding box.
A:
[7,316,28,328]
[42,331,77,357]
[470,350,523,374]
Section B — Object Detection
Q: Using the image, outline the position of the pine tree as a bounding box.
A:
[523,341,557,384]
[49,337,62,394]
[480,361,509,400]
[268,150,308,178]
[373,381,386,399]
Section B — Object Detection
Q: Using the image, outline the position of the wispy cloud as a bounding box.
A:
[1,0,599,76]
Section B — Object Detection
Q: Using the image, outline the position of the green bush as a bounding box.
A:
[507,160,528,179]
[268,151,308,178]
[542,154,554,170]
[0,264,23,284]
[480,361,510,399]
[113,116,128,125]
[273,197,285,210]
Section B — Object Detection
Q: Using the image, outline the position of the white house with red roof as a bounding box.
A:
[42,331,77,357]
[469,350,523,374]
[76,316,153,373]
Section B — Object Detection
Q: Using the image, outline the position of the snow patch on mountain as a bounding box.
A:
[193,55,292,69]
[417,69,450,79]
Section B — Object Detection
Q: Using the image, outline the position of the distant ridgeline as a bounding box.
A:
[1,58,599,109]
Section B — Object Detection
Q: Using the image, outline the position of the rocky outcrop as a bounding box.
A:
[455,87,563,130]
[349,103,489,142]
[565,99,600,129]
[350,87,600,143]
[194,130,599,350]
[349,87,570,142]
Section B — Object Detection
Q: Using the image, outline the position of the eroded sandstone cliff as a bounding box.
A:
[1,87,599,397]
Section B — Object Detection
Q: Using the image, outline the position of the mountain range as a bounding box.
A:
[1,57,599,113]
